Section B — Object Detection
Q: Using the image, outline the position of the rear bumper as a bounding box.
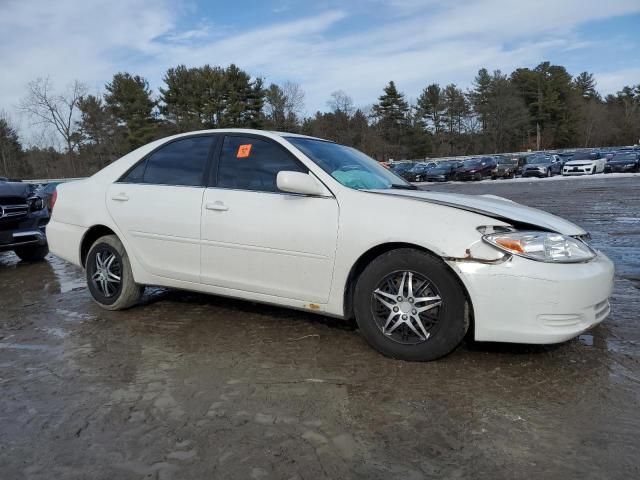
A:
[450,252,615,344]
[46,220,87,266]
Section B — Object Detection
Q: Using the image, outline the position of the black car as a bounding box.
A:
[389,162,417,179]
[0,181,50,261]
[455,157,497,181]
[522,154,563,177]
[426,162,463,182]
[605,152,640,173]
[404,162,437,182]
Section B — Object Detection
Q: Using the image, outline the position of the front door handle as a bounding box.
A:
[206,201,229,211]
[111,193,129,202]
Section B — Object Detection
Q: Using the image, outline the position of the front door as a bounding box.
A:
[200,134,339,303]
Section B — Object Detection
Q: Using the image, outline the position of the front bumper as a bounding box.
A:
[456,172,480,181]
[563,165,595,175]
[606,164,637,173]
[0,211,49,252]
[426,175,447,182]
[450,252,614,344]
[522,169,546,178]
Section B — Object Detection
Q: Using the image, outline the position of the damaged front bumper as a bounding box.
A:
[447,251,614,344]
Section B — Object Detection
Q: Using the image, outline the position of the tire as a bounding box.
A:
[546,169,551,177]
[14,244,49,262]
[86,235,143,310]
[353,248,468,361]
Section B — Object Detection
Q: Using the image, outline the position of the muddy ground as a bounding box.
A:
[1,176,639,479]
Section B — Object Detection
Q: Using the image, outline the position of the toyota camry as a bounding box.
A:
[47,130,614,361]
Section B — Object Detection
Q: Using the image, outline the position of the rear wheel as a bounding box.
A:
[86,235,143,310]
[354,249,468,361]
[14,244,49,262]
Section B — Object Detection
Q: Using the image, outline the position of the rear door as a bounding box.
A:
[107,135,217,283]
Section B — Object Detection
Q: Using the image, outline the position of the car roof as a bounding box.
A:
[156,128,330,144]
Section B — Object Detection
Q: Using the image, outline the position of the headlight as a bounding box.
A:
[27,196,44,211]
[482,230,596,263]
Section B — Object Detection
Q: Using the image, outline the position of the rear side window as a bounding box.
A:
[217,136,307,192]
[121,136,214,186]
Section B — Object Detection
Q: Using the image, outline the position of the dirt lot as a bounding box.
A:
[1,176,639,479]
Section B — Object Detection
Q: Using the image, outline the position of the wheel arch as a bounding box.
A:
[80,224,117,268]
[342,242,475,335]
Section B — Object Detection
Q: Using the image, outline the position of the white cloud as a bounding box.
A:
[1,0,639,143]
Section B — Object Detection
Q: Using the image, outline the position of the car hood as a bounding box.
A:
[609,159,637,164]
[565,159,596,165]
[525,163,550,168]
[0,181,34,198]
[367,189,586,235]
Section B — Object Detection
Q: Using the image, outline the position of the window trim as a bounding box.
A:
[208,133,310,193]
[116,133,221,187]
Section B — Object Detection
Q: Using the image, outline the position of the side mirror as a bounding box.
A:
[277,171,328,196]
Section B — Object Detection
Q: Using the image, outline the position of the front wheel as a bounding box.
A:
[354,249,468,361]
[86,235,143,310]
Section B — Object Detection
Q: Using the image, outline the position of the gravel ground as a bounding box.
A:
[1,175,638,479]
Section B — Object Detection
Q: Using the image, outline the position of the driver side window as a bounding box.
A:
[217,136,307,192]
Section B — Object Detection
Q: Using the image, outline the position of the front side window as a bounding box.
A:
[121,136,214,186]
[286,137,410,190]
[217,136,307,192]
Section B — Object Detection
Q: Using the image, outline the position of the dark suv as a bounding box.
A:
[0,180,50,261]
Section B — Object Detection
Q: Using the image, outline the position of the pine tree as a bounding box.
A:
[104,73,157,150]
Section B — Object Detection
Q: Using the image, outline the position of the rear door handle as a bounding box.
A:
[205,201,229,211]
[111,193,129,202]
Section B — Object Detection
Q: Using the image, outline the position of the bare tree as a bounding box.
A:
[281,81,305,118]
[20,78,87,174]
[327,90,354,116]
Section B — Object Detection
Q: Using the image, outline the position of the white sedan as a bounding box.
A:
[47,130,614,361]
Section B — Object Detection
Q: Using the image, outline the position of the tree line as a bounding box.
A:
[1,61,639,179]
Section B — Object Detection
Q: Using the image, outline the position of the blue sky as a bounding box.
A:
[2,0,639,143]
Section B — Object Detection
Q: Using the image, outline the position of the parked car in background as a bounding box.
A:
[405,162,437,182]
[455,157,497,181]
[0,181,50,261]
[522,154,564,177]
[46,129,614,362]
[563,151,606,175]
[389,162,416,178]
[425,161,462,182]
[604,151,640,173]
[491,157,518,179]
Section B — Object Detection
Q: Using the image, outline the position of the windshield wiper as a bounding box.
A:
[389,183,418,190]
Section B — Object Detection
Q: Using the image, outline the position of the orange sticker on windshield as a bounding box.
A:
[237,144,252,158]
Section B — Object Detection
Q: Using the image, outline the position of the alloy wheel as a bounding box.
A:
[90,247,122,297]
[371,270,443,345]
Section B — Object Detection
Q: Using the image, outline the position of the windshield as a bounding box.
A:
[527,156,549,165]
[497,158,516,165]
[463,159,483,168]
[572,152,598,160]
[612,153,637,161]
[286,137,412,190]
